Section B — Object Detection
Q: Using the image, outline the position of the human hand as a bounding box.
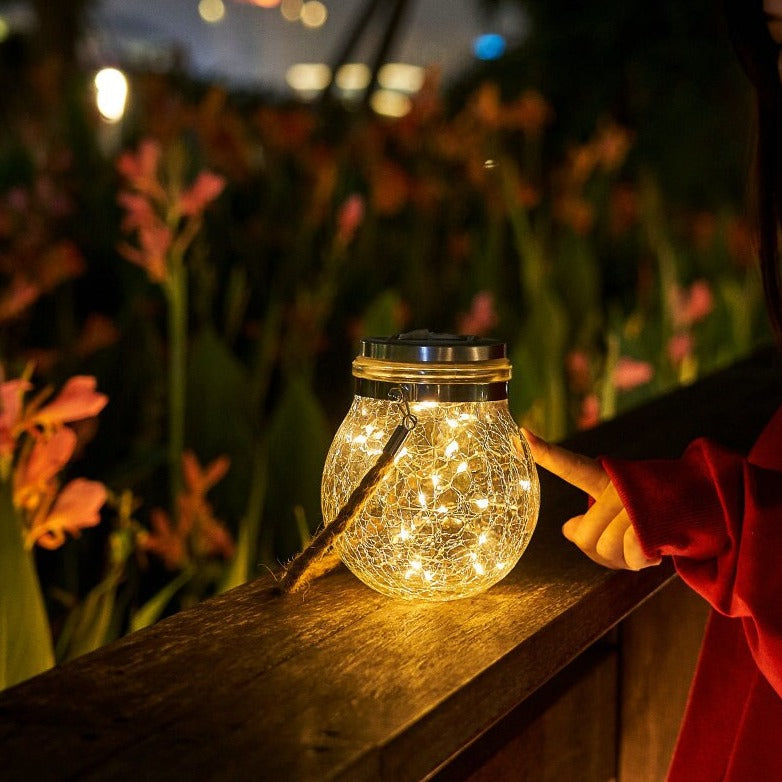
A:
[522,428,662,571]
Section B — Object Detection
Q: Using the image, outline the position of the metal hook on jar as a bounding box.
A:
[388,385,418,431]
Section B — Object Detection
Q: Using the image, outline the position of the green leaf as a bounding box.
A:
[293,505,312,549]
[55,527,136,662]
[186,326,255,524]
[598,333,621,421]
[219,445,267,592]
[263,376,332,560]
[130,567,194,633]
[0,484,54,690]
[55,570,122,662]
[555,233,601,333]
[360,289,406,339]
[508,339,542,417]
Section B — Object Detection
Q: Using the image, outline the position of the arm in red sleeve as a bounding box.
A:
[602,439,782,697]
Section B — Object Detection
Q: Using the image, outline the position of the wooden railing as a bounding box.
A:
[1,348,780,782]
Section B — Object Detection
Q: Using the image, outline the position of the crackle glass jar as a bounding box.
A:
[321,332,540,601]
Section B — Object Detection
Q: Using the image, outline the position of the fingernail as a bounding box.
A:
[521,427,541,445]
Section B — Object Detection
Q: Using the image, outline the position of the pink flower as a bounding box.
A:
[116,187,172,284]
[371,160,409,215]
[667,333,693,365]
[505,89,553,136]
[336,194,365,245]
[37,241,85,292]
[726,217,755,269]
[180,450,234,561]
[14,427,77,510]
[685,280,713,323]
[117,190,158,233]
[140,451,234,569]
[566,350,591,393]
[182,450,230,497]
[138,223,172,277]
[178,172,225,217]
[117,141,225,285]
[0,378,31,457]
[578,394,600,430]
[137,508,188,571]
[457,291,498,336]
[613,357,654,391]
[668,280,714,328]
[119,223,172,283]
[0,276,40,321]
[26,477,107,550]
[30,376,108,429]
[594,121,633,171]
[74,314,121,358]
[116,139,164,199]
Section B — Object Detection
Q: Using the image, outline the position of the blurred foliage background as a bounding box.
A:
[0,0,770,684]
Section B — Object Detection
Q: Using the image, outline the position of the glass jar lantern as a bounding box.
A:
[321,332,540,601]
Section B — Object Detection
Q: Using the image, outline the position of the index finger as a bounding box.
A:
[521,427,610,500]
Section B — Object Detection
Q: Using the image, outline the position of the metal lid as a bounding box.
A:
[354,331,510,402]
[360,330,506,363]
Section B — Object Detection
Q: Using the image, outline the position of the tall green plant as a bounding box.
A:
[0,373,108,688]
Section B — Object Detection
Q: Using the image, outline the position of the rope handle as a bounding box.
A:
[276,387,416,594]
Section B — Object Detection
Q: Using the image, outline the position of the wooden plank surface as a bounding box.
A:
[0,348,779,781]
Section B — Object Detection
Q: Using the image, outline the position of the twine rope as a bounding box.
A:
[276,388,416,594]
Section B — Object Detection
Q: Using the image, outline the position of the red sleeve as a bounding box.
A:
[601,439,782,698]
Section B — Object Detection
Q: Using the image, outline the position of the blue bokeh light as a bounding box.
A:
[473,33,506,61]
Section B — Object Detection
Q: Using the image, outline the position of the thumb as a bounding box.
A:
[522,427,610,500]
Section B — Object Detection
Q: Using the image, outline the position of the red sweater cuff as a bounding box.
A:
[599,439,743,561]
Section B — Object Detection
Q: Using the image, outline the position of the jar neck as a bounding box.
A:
[352,356,511,403]
[354,379,508,402]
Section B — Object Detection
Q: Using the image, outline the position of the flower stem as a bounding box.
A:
[165,258,187,520]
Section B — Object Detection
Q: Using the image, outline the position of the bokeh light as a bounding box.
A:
[473,33,506,61]
[370,89,411,118]
[198,0,225,24]
[377,63,424,94]
[280,0,303,22]
[300,0,327,29]
[336,63,371,93]
[286,62,331,98]
[94,67,129,123]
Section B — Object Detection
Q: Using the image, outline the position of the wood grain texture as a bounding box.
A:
[618,578,710,781]
[434,639,619,782]
[0,348,779,782]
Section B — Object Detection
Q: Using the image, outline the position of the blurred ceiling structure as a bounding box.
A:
[75,0,528,96]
